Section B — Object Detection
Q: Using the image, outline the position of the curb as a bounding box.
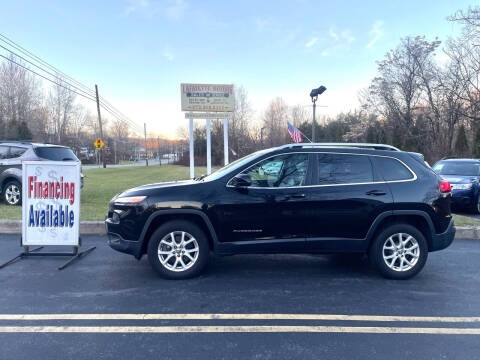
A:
[0,220,105,235]
[0,220,478,239]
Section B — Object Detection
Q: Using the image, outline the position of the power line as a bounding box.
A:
[0,33,144,134]
[0,33,95,96]
[0,53,96,101]
[0,44,97,101]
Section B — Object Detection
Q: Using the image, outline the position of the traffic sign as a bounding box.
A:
[94,137,104,150]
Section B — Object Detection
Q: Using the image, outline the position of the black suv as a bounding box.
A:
[0,141,81,206]
[106,143,455,280]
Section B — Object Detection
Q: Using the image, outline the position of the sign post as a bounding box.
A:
[0,161,95,270]
[181,83,234,177]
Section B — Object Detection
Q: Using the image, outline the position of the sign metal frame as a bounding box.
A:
[0,161,95,270]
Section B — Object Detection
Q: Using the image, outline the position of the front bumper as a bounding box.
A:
[430,218,455,252]
[451,189,475,207]
[105,219,143,259]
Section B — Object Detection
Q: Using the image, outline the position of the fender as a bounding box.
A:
[365,209,435,243]
[138,209,220,253]
[0,167,22,190]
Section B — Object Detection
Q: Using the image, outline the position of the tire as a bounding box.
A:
[369,224,428,280]
[147,220,210,279]
[471,196,480,214]
[3,180,22,206]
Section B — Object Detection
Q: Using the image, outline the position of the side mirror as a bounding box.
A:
[231,173,252,188]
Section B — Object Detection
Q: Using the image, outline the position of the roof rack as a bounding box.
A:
[278,142,401,151]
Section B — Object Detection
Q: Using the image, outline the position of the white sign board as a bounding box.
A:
[181,83,234,112]
[184,112,232,119]
[22,161,81,246]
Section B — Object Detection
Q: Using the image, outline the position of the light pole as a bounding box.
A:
[310,85,327,142]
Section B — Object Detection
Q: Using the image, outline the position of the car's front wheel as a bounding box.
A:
[147,220,210,279]
[369,224,428,280]
[3,180,22,206]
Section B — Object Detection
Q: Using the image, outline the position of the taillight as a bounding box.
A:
[440,181,451,193]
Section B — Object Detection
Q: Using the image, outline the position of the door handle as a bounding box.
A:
[366,190,387,196]
[289,193,306,198]
[278,193,306,201]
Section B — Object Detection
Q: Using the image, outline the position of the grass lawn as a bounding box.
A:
[452,214,480,227]
[0,165,208,221]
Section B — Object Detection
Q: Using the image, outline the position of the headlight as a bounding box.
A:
[114,196,147,204]
[452,183,473,190]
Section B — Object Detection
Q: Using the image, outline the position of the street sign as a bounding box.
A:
[181,83,234,112]
[94,137,104,150]
[22,161,81,246]
[184,112,232,119]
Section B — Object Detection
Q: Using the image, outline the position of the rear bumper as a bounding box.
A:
[430,218,455,252]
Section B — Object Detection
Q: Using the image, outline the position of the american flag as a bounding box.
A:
[287,122,303,143]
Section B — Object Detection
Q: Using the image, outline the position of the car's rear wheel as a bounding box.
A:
[3,180,21,206]
[369,224,428,280]
[471,196,480,214]
[147,220,209,279]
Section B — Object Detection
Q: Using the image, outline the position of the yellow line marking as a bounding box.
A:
[0,314,480,322]
[0,325,479,334]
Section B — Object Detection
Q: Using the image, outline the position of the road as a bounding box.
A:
[82,159,171,169]
[0,234,479,359]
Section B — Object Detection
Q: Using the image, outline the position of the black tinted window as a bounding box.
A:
[9,146,27,158]
[0,146,9,159]
[374,157,413,181]
[34,147,78,161]
[239,153,308,187]
[316,154,373,185]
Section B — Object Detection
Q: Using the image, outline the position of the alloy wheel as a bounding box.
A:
[382,232,420,272]
[157,231,199,272]
[5,184,21,205]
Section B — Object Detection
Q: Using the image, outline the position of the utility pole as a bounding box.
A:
[114,138,117,164]
[95,84,106,168]
[312,98,317,142]
[157,136,161,166]
[144,123,148,167]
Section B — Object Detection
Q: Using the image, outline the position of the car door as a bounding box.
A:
[305,152,393,251]
[214,152,314,250]
[0,146,9,175]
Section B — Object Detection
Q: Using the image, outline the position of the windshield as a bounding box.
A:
[203,149,272,181]
[433,162,480,176]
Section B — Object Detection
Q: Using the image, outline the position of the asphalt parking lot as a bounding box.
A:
[0,234,480,359]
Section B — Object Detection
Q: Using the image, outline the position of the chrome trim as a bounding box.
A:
[276,142,401,151]
[226,151,417,189]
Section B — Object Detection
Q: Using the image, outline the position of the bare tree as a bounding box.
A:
[262,97,289,147]
[47,75,76,144]
[0,54,41,139]
[230,85,253,156]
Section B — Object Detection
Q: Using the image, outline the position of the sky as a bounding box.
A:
[0,0,474,138]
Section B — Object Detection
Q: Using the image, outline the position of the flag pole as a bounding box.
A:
[298,129,312,143]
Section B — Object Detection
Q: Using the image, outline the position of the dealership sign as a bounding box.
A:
[181,83,234,112]
[184,112,232,119]
[22,161,80,246]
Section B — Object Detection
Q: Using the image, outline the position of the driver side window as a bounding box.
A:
[240,153,308,188]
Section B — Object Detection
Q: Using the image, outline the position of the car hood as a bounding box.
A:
[440,175,478,184]
[124,179,197,193]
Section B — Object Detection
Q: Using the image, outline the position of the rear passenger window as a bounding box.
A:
[374,157,414,181]
[9,146,26,158]
[316,154,373,185]
[0,146,8,159]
